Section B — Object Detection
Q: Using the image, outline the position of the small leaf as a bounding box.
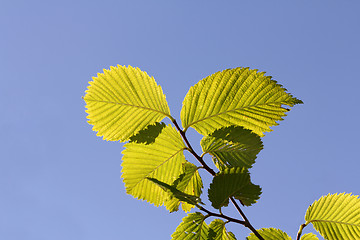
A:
[181,67,302,137]
[246,228,292,240]
[165,162,203,212]
[121,124,187,207]
[305,193,360,240]
[208,167,261,209]
[201,126,263,169]
[147,177,203,208]
[300,233,319,240]
[84,65,171,142]
[208,219,237,240]
[171,212,209,240]
[129,122,166,144]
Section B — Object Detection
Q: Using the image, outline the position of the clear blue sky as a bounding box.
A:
[1,1,359,239]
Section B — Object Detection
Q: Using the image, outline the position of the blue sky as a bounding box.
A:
[1,1,360,239]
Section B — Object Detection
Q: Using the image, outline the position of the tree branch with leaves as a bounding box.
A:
[83,65,360,240]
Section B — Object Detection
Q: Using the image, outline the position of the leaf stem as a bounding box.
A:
[296,223,306,240]
[172,119,216,176]
[198,205,246,225]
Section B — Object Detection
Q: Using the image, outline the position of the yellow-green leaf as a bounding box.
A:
[172,212,209,240]
[300,233,319,240]
[84,65,171,142]
[181,67,302,137]
[305,193,360,240]
[165,162,203,212]
[246,228,292,240]
[146,177,203,210]
[201,126,263,170]
[121,124,186,207]
[208,219,237,240]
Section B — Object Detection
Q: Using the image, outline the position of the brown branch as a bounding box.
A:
[171,119,264,240]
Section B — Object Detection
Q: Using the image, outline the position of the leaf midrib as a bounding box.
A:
[129,147,188,191]
[183,102,284,132]
[85,98,172,119]
[310,219,360,227]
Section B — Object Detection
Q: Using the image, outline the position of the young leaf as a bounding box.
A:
[181,67,302,137]
[171,212,209,240]
[84,65,171,142]
[201,126,263,169]
[246,228,292,240]
[165,162,203,212]
[121,124,187,207]
[208,219,237,240]
[208,167,261,209]
[146,177,203,209]
[300,233,319,240]
[305,193,360,240]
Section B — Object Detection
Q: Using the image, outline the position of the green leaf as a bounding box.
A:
[201,126,263,170]
[208,219,237,240]
[246,228,292,240]
[121,124,187,207]
[305,193,360,240]
[84,65,171,142]
[146,177,203,210]
[129,122,166,144]
[181,67,302,137]
[300,233,319,240]
[208,167,261,209]
[165,162,203,212]
[172,212,209,240]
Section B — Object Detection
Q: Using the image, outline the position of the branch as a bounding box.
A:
[171,119,264,240]
[172,119,216,176]
[198,205,246,226]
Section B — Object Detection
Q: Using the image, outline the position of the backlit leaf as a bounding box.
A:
[181,67,302,137]
[146,176,203,211]
[165,162,203,212]
[201,126,263,170]
[121,124,187,207]
[84,65,171,142]
[208,167,261,209]
[300,233,319,240]
[305,193,360,240]
[172,212,209,240]
[246,228,291,240]
[208,219,237,240]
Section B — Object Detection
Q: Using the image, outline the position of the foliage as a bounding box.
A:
[84,65,359,240]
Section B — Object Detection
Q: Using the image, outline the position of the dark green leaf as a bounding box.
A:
[208,219,237,240]
[208,167,261,209]
[129,122,166,144]
[201,126,263,170]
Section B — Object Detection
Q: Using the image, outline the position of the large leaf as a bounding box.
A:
[172,212,209,240]
[181,67,302,137]
[246,228,291,240]
[208,167,261,209]
[84,65,171,142]
[201,126,263,170]
[208,219,237,240]
[165,162,203,212]
[305,193,360,240]
[300,233,319,240]
[121,124,187,207]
